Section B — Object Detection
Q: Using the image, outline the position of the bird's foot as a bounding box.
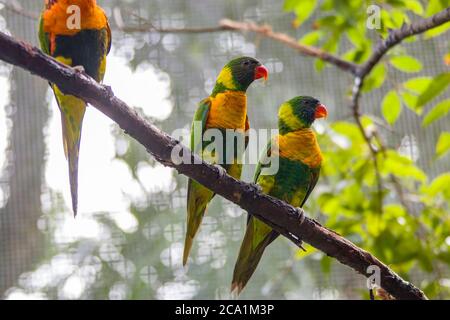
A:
[291,207,306,251]
[104,85,114,96]
[296,207,306,225]
[72,65,85,73]
[289,231,306,251]
[249,182,263,193]
[214,164,227,178]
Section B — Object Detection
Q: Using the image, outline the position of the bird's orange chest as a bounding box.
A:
[275,130,323,168]
[206,91,247,130]
[43,1,107,37]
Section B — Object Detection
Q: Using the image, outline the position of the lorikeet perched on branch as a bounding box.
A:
[38,0,111,216]
[231,96,327,294]
[184,57,268,265]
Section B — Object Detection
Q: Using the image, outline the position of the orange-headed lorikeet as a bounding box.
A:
[38,0,111,216]
[231,96,328,294]
[184,57,269,265]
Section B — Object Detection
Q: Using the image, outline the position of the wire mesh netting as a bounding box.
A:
[0,0,448,299]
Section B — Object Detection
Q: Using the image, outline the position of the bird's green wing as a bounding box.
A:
[246,140,273,225]
[106,16,112,55]
[190,98,211,154]
[300,167,320,208]
[244,115,250,151]
[183,98,213,266]
[38,14,50,55]
[252,140,272,183]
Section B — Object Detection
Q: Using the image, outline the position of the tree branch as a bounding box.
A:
[218,19,358,74]
[348,8,450,213]
[357,7,450,78]
[113,11,358,73]
[0,31,427,300]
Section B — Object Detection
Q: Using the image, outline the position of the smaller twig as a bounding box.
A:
[349,8,450,214]
[219,19,358,74]
[350,77,384,211]
[112,10,359,74]
[357,7,450,78]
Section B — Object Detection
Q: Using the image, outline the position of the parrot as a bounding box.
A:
[38,0,111,216]
[231,96,328,294]
[184,57,269,266]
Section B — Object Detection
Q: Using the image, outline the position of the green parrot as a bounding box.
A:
[231,96,328,294]
[184,57,269,265]
[38,0,111,216]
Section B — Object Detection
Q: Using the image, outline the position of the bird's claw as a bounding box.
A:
[104,85,114,96]
[249,182,263,193]
[72,65,85,73]
[289,232,306,251]
[291,207,306,251]
[214,165,227,178]
[296,207,305,225]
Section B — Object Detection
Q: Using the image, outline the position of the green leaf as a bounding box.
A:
[343,47,369,64]
[383,151,427,182]
[404,0,424,16]
[426,0,447,16]
[362,63,386,92]
[425,21,450,39]
[436,131,450,158]
[283,0,299,11]
[422,99,450,126]
[403,77,432,94]
[299,30,323,46]
[315,59,325,72]
[416,73,450,108]
[400,91,420,114]
[346,28,365,47]
[288,0,318,26]
[390,55,423,73]
[423,172,450,197]
[382,90,402,124]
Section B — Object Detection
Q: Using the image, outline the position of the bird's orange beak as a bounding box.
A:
[254,65,269,82]
[315,103,328,119]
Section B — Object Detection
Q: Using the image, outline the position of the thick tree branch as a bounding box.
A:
[0,31,427,300]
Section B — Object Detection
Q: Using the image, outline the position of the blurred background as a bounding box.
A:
[0,0,449,299]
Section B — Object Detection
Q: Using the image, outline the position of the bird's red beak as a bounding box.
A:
[315,103,328,119]
[254,65,269,81]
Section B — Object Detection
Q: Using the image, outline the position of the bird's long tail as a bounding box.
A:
[231,216,278,295]
[184,179,215,265]
[54,85,86,217]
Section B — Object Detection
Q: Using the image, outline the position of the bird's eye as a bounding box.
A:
[243,61,250,66]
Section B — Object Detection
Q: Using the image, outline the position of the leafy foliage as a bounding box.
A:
[286,0,450,299]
